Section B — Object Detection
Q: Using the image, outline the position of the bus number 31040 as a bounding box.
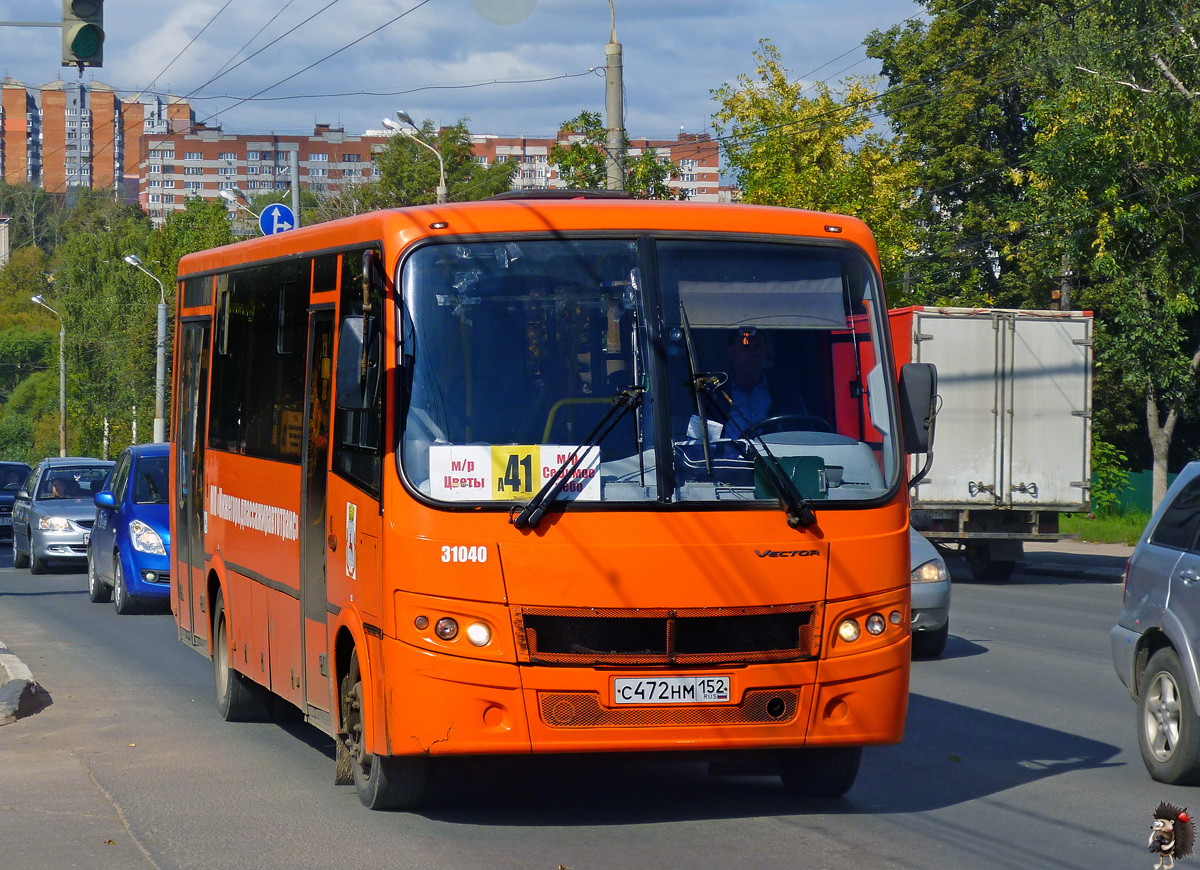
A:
[441,545,489,564]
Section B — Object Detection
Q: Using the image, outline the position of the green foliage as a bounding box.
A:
[550,111,679,199]
[711,40,918,292]
[1061,510,1150,546]
[1091,439,1131,516]
[148,196,234,284]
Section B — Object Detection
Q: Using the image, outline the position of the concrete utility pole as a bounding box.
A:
[604,0,625,191]
[289,150,302,228]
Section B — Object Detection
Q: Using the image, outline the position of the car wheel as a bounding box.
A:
[87,548,111,604]
[29,534,46,575]
[1138,647,1200,784]
[777,746,862,798]
[912,621,949,659]
[341,649,428,810]
[12,535,28,569]
[113,557,137,615]
[213,590,268,722]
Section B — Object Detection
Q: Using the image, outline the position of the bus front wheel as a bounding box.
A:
[340,650,428,810]
[777,746,862,798]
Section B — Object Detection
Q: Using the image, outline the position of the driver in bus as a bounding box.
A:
[721,327,809,438]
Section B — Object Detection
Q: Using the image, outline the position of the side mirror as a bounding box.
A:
[15,489,28,500]
[336,316,380,411]
[94,491,116,509]
[899,362,937,455]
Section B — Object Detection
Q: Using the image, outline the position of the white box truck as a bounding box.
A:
[891,307,1093,581]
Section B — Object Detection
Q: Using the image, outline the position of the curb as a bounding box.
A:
[0,640,49,725]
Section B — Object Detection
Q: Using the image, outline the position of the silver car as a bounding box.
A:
[1113,461,1200,784]
[911,528,951,658]
[12,457,114,575]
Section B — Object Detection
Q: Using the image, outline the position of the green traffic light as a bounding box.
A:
[70,24,103,59]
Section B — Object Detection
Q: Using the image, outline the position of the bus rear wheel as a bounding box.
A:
[777,746,862,798]
[340,650,428,810]
[213,590,267,722]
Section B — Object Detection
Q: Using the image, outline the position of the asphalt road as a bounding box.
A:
[0,547,1183,870]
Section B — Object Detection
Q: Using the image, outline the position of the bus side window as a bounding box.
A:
[334,249,384,498]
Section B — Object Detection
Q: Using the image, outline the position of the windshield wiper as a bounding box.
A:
[728,425,817,528]
[511,385,645,530]
[678,302,720,475]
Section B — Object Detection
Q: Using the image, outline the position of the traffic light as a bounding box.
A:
[62,0,104,70]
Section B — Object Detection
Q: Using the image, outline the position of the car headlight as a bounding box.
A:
[129,519,166,555]
[912,557,949,584]
[38,516,71,531]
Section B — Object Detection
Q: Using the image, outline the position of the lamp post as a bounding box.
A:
[219,188,261,222]
[31,294,66,457]
[123,254,168,444]
[382,113,448,203]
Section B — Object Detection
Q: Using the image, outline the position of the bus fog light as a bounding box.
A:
[435,617,459,640]
[466,622,491,647]
[866,613,886,636]
[838,619,860,642]
[889,610,902,625]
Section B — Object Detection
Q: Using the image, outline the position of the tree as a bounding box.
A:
[1008,1,1200,507]
[711,40,917,290]
[376,119,515,207]
[865,2,1058,306]
[550,111,679,199]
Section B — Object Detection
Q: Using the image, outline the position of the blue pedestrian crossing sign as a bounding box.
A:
[259,203,295,236]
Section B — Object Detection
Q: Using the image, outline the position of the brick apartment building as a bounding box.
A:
[1,80,725,225]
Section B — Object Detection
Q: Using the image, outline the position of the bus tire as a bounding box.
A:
[213,590,267,722]
[777,746,862,798]
[341,650,428,810]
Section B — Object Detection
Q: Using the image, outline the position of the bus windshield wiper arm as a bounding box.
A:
[678,302,718,474]
[732,432,817,528]
[511,385,645,530]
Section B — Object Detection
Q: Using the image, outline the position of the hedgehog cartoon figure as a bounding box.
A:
[1150,801,1196,869]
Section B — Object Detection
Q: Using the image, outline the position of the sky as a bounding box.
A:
[0,0,924,140]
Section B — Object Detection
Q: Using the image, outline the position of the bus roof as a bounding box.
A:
[176,199,878,278]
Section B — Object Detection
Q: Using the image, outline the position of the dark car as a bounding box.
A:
[12,457,114,574]
[0,461,33,541]
[87,443,170,614]
[1113,461,1200,784]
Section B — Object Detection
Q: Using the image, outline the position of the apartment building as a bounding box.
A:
[0,80,725,225]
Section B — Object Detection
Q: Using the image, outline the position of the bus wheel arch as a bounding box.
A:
[209,573,267,722]
[335,637,427,809]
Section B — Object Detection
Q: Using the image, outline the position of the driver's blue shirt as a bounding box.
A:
[724,378,772,438]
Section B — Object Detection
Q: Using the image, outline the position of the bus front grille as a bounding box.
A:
[513,604,819,665]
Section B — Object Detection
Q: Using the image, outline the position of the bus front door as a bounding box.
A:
[301,310,334,721]
[174,321,209,647]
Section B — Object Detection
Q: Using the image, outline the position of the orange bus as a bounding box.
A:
[171,195,936,809]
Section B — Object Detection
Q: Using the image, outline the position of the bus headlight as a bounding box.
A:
[434,617,459,640]
[837,619,861,642]
[866,613,886,636]
[466,622,492,647]
[129,520,166,555]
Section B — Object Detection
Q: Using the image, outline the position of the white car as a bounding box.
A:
[910,529,951,658]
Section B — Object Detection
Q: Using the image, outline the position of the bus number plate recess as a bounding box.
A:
[613,676,731,705]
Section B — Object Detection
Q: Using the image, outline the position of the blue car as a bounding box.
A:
[0,461,32,541]
[87,443,171,614]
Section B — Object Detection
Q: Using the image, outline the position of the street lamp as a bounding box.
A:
[382,113,448,203]
[219,188,261,219]
[31,294,66,457]
[123,254,168,444]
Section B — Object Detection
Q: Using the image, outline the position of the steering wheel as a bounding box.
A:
[738,414,834,439]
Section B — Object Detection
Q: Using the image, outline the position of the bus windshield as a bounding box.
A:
[400,236,900,508]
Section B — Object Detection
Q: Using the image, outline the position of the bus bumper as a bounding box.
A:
[376,635,908,757]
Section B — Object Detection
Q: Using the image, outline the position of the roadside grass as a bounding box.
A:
[1061,511,1150,546]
